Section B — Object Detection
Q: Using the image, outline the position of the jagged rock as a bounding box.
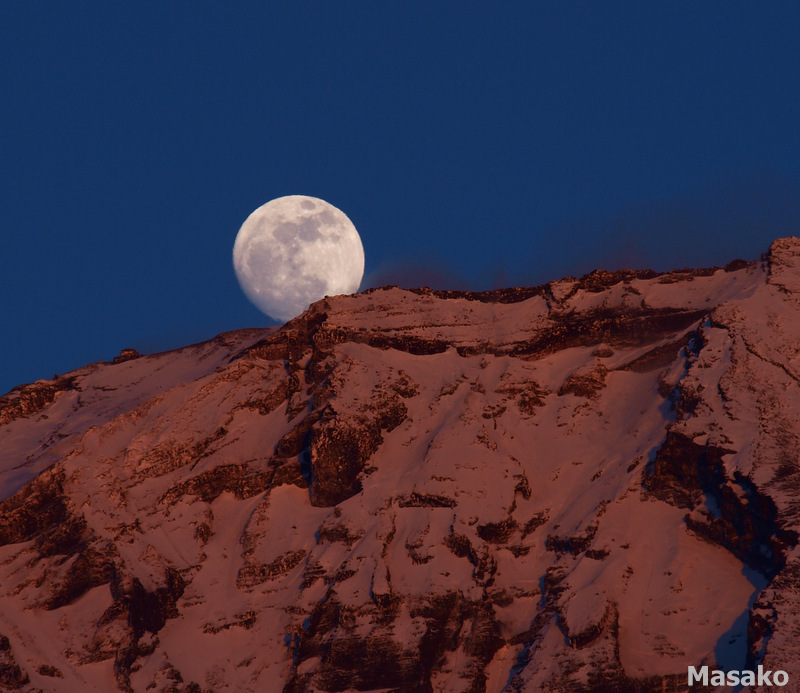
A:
[397,492,456,508]
[3,238,800,691]
[237,550,307,588]
[477,518,517,544]
[558,363,609,398]
[0,468,82,552]
[0,375,77,425]
[42,544,117,609]
[160,462,271,504]
[0,635,29,690]
[643,431,732,509]
[644,431,798,577]
[113,348,141,364]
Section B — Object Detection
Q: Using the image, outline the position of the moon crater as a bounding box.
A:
[233,196,365,322]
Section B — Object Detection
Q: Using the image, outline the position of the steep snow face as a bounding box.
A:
[1,240,799,692]
[0,329,274,500]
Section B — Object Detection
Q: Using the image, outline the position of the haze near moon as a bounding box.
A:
[233,196,365,322]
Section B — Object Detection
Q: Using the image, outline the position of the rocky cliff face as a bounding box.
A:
[2,239,800,692]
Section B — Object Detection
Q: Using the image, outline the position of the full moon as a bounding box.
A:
[233,196,365,322]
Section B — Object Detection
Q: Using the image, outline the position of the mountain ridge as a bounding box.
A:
[2,238,800,692]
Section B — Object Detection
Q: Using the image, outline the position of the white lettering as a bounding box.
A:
[688,666,707,685]
[688,665,789,688]
[758,665,773,686]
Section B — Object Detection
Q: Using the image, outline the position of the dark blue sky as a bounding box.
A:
[2,3,799,394]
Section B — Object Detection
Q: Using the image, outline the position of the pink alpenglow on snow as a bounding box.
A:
[2,239,800,691]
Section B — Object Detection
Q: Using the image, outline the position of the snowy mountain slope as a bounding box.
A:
[1,240,799,692]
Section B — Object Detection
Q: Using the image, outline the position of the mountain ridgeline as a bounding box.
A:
[2,238,800,692]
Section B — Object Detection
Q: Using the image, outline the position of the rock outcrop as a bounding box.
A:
[2,239,800,691]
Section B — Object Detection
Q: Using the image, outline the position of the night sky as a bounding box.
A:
[2,3,799,395]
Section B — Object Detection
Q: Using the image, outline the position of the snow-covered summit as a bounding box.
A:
[1,239,800,691]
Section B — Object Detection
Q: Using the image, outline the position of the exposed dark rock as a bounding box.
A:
[521,513,548,538]
[112,348,141,364]
[405,534,433,565]
[243,305,329,363]
[4,243,800,691]
[563,600,616,649]
[477,518,517,544]
[360,332,450,356]
[299,634,422,693]
[305,419,375,507]
[747,596,777,670]
[407,285,549,304]
[686,473,798,579]
[496,377,550,416]
[241,296,705,370]
[397,492,456,508]
[585,548,610,560]
[518,386,548,414]
[106,568,187,691]
[269,458,307,488]
[238,334,292,363]
[194,522,212,544]
[300,561,327,589]
[559,364,609,398]
[305,397,407,506]
[577,268,659,293]
[0,375,77,425]
[545,524,598,556]
[443,529,496,585]
[443,531,474,560]
[672,382,704,420]
[392,370,420,398]
[324,566,358,585]
[160,463,271,504]
[237,550,307,589]
[134,426,229,481]
[274,416,316,459]
[37,663,64,678]
[126,568,186,637]
[481,403,507,419]
[0,663,29,690]
[413,592,505,693]
[620,332,693,373]
[202,610,257,634]
[510,308,707,359]
[42,545,117,609]
[34,512,87,558]
[234,380,290,415]
[317,522,363,546]
[513,474,532,500]
[267,361,411,507]
[643,431,729,509]
[0,468,77,549]
[0,636,29,690]
[724,258,752,272]
[541,565,569,596]
[645,431,797,578]
[400,271,665,305]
